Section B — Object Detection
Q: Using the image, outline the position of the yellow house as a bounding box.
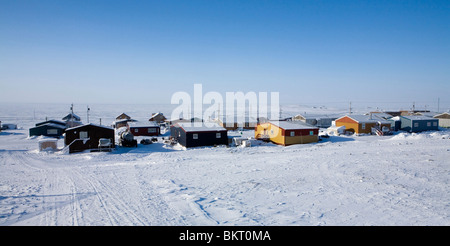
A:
[255,121,319,146]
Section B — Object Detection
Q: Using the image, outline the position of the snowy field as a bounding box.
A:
[0,103,449,226]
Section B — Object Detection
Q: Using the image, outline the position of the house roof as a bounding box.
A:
[31,123,67,130]
[293,113,339,120]
[175,122,226,132]
[401,115,438,121]
[268,121,318,130]
[62,113,81,121]
[434,112,450,119]
[338,115,391,124]
[35,119,66,127]
[66,123,114,131]
[116,113,131,119]
[129,121,159,128]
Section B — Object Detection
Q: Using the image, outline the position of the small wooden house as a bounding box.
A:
[62,112,82,128]
[149,112,167,123]
[170,122,228,148]
[29,120,67,138]
[255,121,319,146]
[433,112,450,128]
[64,124,115,153]
[128,121,160,136]
[116,113,131,121]
[399,115,439,132]
[334,115,391,135]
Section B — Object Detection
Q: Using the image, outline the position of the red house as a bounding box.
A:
[128,121,160,136]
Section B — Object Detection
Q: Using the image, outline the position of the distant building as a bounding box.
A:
[335,115,391,135]
[64,124,115,153]
[399,115,439,132]
[255,121,319,146]
[291,114,337,128]
[116,113,131,121]
[1,123,17,130]
[113,113,137,128]
[433,112,450,128]
[217,115,258,130]
[149,112,167,123]
[62,112,82,128]
[128,121,160,136]
[29,120,67,138]
[170,122,228,148]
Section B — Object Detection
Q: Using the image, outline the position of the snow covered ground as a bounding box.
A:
[0,103,449,225]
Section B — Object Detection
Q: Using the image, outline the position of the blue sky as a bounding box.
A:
[0,0,449,110]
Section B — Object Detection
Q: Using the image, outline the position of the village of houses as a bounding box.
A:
[1,103,449,226]
[1,105,449,154]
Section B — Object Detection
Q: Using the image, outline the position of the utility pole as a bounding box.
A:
[438,98,440,112]
[87,105,90,123]
[349,102,352,115]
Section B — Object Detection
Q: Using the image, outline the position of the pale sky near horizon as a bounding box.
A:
[1,0,449,111]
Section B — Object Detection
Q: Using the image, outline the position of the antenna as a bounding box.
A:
[349,102,352,115]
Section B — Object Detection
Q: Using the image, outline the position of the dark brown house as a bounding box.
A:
[64,124,115,153]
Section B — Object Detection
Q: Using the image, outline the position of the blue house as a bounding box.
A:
[399,116,439,132]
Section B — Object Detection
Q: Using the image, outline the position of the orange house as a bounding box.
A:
[335,115,391,135]
[255,121,319,146]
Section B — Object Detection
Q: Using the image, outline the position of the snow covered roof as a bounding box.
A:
[35,119,66,127]
[401,115,437,121]
[65,123,113,131]
[62,113,81,121]
[268,121,318,130]
[128,121,159,128]
[340,115,391,124]
[32,123,67,129]
[175,122,226,132]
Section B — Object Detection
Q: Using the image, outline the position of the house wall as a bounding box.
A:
[170,126,187,146]
[184,131,228,147]
[219,121,256,130]
[29,125,64,138]
[335,116,359,133]
[335,121,359,134]
[400,117,439,132]
[438,119,450,128]
[285,135,318,145]
[255,123,284,145]
[65,125,115,153]
[130,126,160,136]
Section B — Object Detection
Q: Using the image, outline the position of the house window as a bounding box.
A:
[433,122,437,126]
[148,128,156,133]
[414,122,419,127]
[80,131,88,139]
[310,131,314,135]
[362,123,366,130]
[47,129,58,135]
[290,131,295,137]
[193,134,198,139]
[427,122,431,127]
[135,129,139,133]
[216,132,221,138]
